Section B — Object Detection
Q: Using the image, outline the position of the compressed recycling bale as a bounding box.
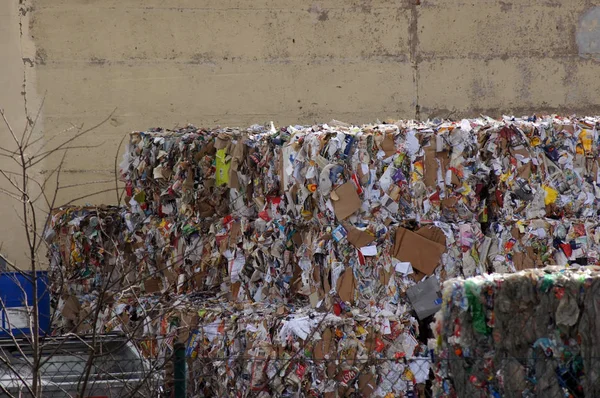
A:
[433,267,600,398]
[45,115,600,396]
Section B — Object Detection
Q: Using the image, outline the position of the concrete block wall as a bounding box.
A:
[0,0,600,266]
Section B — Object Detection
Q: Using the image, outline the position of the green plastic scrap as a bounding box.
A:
[133,190,146,204]
[464,280,491,335]
[540,274,556,293]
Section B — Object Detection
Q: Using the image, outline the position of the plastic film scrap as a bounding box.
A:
[432,266,600,398]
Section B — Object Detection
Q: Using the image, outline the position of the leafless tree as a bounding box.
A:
[0,106,176,397]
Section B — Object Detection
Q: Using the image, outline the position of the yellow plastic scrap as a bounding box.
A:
[71,250,82,263]
[215,148,231,186]
[543,185,559,205]
[461,182,472,196]
[517,220,526,234]
[356,325,367,336]
[579,129,592,154]
[412,160,424,183]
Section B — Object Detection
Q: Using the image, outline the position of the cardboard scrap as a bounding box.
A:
[415,225,446,246]
[331,182,362,220]
[336,268,356,304]
[513,251,536,271]
[393,227,445,275]
[424,146,438,188]
[344,223,376,248]
[313,327,333,361]
[381,133,396,157]
[144,277,163,293]
[61,295,81,321]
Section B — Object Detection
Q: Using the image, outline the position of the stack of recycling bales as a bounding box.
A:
[46,115,600,397]
[432,267,600,398]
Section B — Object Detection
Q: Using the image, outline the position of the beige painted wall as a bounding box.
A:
[1,0,600,266]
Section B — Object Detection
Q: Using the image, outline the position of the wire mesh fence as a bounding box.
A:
[0,358,160,397]
[2,343,598,397]
[0,336,163,398]
[178,353,598,397]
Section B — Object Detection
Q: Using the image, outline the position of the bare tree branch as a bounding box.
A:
[114,135,126,206]
[28,110,115,168]
[0,109,22,148]
[21,94,46,149]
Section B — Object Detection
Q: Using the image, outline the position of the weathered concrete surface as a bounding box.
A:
[2,0,600,265]
[0,1,43,268]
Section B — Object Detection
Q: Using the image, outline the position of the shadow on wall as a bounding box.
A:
[577,7,600,61]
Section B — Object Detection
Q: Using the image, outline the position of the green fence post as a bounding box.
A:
[173,342,186,398]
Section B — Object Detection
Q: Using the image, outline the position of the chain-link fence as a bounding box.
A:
[4,349,597,397]
[0,336,163,398]
[177,353,597,397]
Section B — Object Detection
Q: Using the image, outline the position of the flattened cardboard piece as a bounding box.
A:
[510,226,521,240]
[407,276,442,320]
[415,225,446,247]
[312,265,323,290]
[511,146,530,159]
[379,266,393,286]
[231,281,241,300]
[526,246,543,268]
[344,223,376,248]
[62,295,81,321]
[291,230,304,247]
[393,227,445,275]
[518,162,532,179]
[228,139,246,189]
[291,263,303,294]
[450,170,461,187]
[441,196,458,209]
[424,146,438,188]
[331,182,362,221]
[357,162,371,186]
[193,271,205,289]
[229,170,240,190]
[381,133,396,157]
[164,268,178,286]
[144,277,162,293]
[359,373,377,397]
[229,222,242,248]
[513,251,535,271]
[178,311,199,343]
[436,150,450,170]
[313,327,333,360]
[336,268,356,304]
